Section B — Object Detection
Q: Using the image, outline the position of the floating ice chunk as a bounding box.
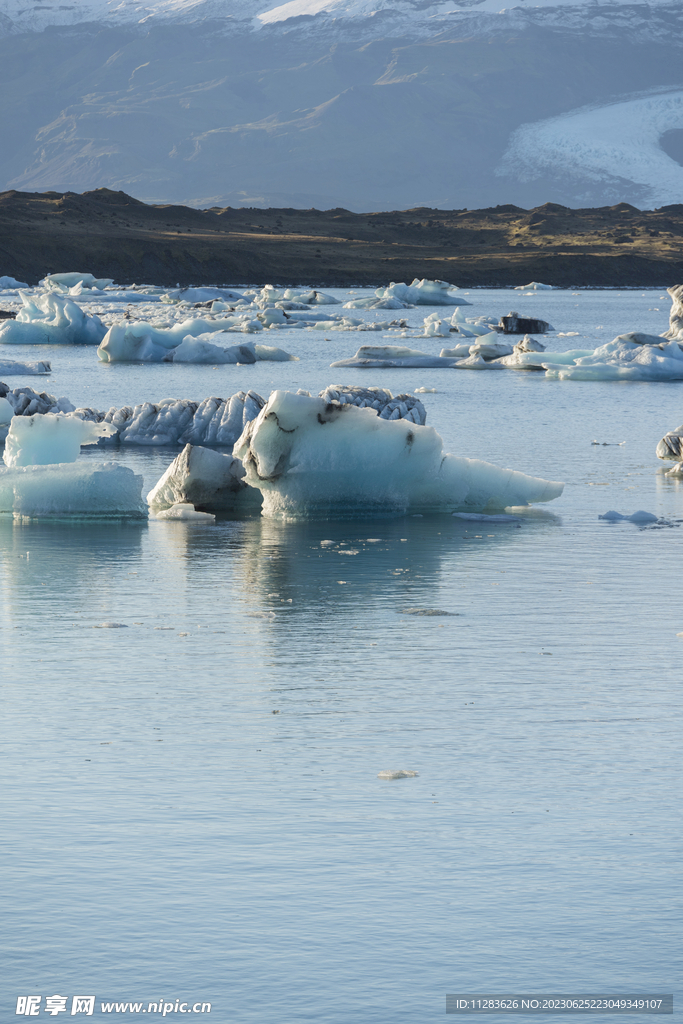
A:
[0,358,51,375]
[598,510,658,523]
[500,312,553,334]
[423,316,451,338]
[452,512,522,522]
[662,284,683,341]
[656,426,683,461]
[493,335,548,370]
[0,292,107,346]
[514,282,554,290]
[284,289,340,305]
[3,413,118,468]
[377,769,419,779]
[544,337,683,381]
[401,608,456,616]
[161,287,246,304]
[253,343,298,362]
[440,344,473,359]
[42,272,114,291]
[0,461,145,516]
[154,502,216,522]
[343,296,411,310]
[468,335,514,360]
[168,336,256,364]
[147,444,261,511]
[0,275,28,289]
[375,279,470,306]
[98,317,236,362]
[0,397,13,425]
[233,390,564,518]
[414,387,437,393]
[614,332,668,346]
[318,385,426,423]
[93,622,128,628]
[452,353,506,370]
[331,346,458,369]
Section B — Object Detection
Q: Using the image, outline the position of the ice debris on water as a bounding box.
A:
[414,387,437,394]
[598,510,659,523]
[154,502,215,522]
[0,359,51,375]
[452,512,522,522]
[400,608,457,616]
[374,279,469,306]
[377,769,419,779]
[233,390,564,519]
[331,345,460,369]
[93,622,128,628]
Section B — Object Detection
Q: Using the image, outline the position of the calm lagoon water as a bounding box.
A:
[1,289,681,1022]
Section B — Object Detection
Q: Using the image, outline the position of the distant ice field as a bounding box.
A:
[1,287,681,1023]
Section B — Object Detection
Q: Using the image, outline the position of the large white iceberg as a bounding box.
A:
[233,390,563,518]
[147,444,261,511]
[0,292,107,346]
[330,345,459,369]
[0,275,29,289]
[375,280,470,306]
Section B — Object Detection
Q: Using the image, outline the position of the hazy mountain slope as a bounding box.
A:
[2,2,683,210]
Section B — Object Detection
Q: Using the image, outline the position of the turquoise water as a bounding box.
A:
[1,289,680,1022]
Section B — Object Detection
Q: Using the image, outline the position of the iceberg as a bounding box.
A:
[42,272,114,291]
[374,280,470,306]
[0,412,143,517]
[343,296,412,310]
[0,461,146,517]
[0,292,107,346]
[3,413,117,468]
[514,282,554,290]
[98,322,296,364]
[0,275,29,289]
[160,287,246,304]
[233,390,564,519]
[154,502,215,522]
[656,425,683,462]
[147,444,261,511]
[500,312,553,334]
[318,385,426,423]
[330,345,459,369]
[0,358,51,375]
[662,284,683,341]
[543,337,683,381]
[598,510,659,523]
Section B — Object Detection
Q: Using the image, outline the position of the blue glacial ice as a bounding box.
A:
[233,390,563,518]
[0,291,107,346]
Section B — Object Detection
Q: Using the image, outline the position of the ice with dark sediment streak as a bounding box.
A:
[233,390,564,519]
[0,413,144,516]
[147,444,261,511]
[0,292,107,346]
[662,284,683,341]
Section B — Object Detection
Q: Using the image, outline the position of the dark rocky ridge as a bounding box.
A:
[1,188,683,287]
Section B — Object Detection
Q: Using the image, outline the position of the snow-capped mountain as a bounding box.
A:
[1,0,683,210]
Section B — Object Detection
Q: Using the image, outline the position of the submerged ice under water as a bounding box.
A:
[0,288,681,1023]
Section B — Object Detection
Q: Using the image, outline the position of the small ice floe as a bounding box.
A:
[331,345,459,369]
[320,540,335,547]
[154,502,215,522]
[656,426,683,462]
[598,510,659,523]
[557,332,580,337]
[374,279,470,306]
[377,769,419,779]
[337,548,359,555]
[0,359,51,375]
[452,512,522,522]
[400,608,457,616]
[0,292,107,346]
[591,440,625,446]
[0,275,29,289]
[414,387,437,394]
[514,282,554,291]
[93,622,128,628]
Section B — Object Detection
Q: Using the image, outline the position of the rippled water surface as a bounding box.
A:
[1,289,681,1022]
